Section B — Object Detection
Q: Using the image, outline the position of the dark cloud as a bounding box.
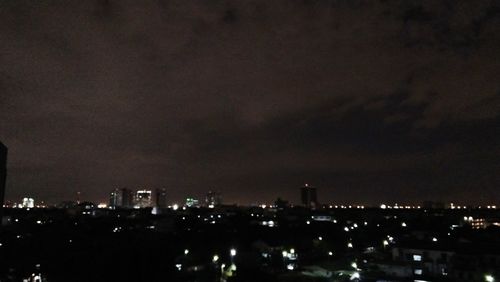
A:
[0,0,499,205]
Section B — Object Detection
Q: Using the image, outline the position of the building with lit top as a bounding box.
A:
[300,184,318,208]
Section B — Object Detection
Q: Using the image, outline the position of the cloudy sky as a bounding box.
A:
[1,0,499,205]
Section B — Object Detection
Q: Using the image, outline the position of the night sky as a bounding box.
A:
[1,0,499,205]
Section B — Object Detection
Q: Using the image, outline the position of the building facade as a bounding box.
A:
[300,184,318,208]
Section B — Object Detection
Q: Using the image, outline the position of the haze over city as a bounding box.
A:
[1,0,499,205]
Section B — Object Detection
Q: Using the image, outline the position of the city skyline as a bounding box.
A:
[1,0,500,205]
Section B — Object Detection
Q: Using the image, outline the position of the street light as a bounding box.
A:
[213,255,219,263]
[230,248,236,257]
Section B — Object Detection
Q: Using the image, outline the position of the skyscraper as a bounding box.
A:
[300,183,318,208]
[109,188,133,209]
[155,188,167,208]
[0,141,7,220]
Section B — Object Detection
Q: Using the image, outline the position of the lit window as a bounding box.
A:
[414,269,423,275]
[413,254,422,261]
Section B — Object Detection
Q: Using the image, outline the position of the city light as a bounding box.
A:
[213,255,219,263]
[184,249,189,255]
[328,251,333,256]
[230,248,237,257]
[172,204,179,211]
[485,275,495,282]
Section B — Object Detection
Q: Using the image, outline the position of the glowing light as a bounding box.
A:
[383,240,389,246]
[213,255,219,263]
[485,275,495,282]
[175,264,182,271]
[184,249,189,255]
[172,204,179,211]
[401,222,407,227]
[351,262,358,269]
[328,251,333,256]
[290,248,295,254]
[286,264,294,270]
[318,236,323,241]
[350,272,360,280]
[306,221,310,225]
[230,248,237,257]
[282,250,288,257]
[432,237,438,242]
[347,242,353,248]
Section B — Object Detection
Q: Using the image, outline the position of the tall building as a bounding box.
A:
[0,141,6,220]
[300,183,318,208]
[205,190,222,207]
[109,188,133,209]
[155,188,167,208]
[135,190,153,208]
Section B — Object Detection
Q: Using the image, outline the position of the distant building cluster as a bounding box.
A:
[108,188,223,209]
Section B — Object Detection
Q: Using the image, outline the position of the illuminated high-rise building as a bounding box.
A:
[0,141,7,219]
[155,188,167,208]
[109,188,133,208]
[135,190,153,208]
[300,183,318,208]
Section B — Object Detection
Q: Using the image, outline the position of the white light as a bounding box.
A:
[184,249,189,255]
[401,222,407,227]
[172,204,179,211]
[282,250,288,257]
[432,237,438,242]
[290,248,295,254]
[383,240,389,246]
[350,272,360,280]
[318,236,323,241]
[485,275,495,282]
[347,242,353,248]
[413,254,422,261]
[213,255,219,263]
[351,262,358,269]
[306,221,310,225]
[328,251,333,256]
[175,264,182,271]
[286,264,294,270]
[344,227,350,232]
[230,248,237,257]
